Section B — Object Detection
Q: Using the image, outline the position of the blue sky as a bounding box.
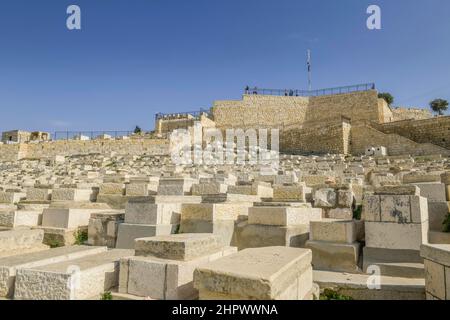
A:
[0,0,449,132]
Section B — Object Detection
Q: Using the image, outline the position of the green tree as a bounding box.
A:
[134,126,142,134]
[378,92,394,106]
[430,99,449,116]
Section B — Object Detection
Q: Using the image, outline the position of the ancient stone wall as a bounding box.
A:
[156,114,215,135]
[212,95,309,130]
[351,121,450,156]
[0,144,21,161]
[306,90,381,125]
[281,120,348,155]
[0,138,170,161]
[212,90,381,130]
[156,117,195,135]
[391,107,432,122]
[378,99,394,123]
[379,116,450,149]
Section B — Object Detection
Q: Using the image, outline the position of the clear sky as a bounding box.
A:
[0,0,449,133]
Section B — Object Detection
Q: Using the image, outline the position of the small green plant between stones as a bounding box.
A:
[74,229,88,245]
[443,213,450,233]
[352,205,362,220]
[319,289,353,300]
[100,291,113,300]
[48,239,64,248]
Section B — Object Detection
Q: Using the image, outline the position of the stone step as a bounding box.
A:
[0,245,108,298]
[313,270,425,300]
[14,249,133,300]
[368,261,424,279]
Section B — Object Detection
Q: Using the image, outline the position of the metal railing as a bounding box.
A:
[155,108,211,121]
[244,83,376,97]
[53,131,133,141]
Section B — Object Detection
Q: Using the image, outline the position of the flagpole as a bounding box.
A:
[307,49,312,92]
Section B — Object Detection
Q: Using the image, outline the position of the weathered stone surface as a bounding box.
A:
[412,183,446,202]
[248,207,322,226]
[194,246,313,300]
[0,229,46,255]
[14,249,133,300]
[0,245,107,298]
[121,246,236,299]
[116,223,178,249]
[51,189,93,202]
[26,188,52,201]
[366,222,428,251]
[41,208,93,229]
[375,185,420,196]
[134,234,222,261]
[236,223,309,250]
[0,192,26,204]
[310,219,356,243]
[305,240,360,273]
[273,185,306,202]
[87,212,124,248]
[313,188,336,208]
[181,203,249,221]
[0,210,42,228]
[125,199,180,225]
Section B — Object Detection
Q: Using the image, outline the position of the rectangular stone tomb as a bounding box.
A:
[180,203,250,246]
[134,233,222,260]
[248,207,322,226]
[0,192,26,204]
[157,179,194,196]
[309,219,356,243]
[26,188,52,202]
[41,208,93,229]
[365,221,428,251]
[194,246,313,300]
[119,234,236,300]
[99,183,125,195]
[0,229,47,258]
[421,244,450,300]
[0,210,42,228]
[272,185,307,202]
[0,245,107,298]
[192,183,228,196]
[305,219,361,272]
[125,198,180,225]
[362,195,428,223]
[87,212,124,248]
[14,249,133,300]
[51,189,93,202]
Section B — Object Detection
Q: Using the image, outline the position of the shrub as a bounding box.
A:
[319,289,353,300]
[100,291,113,300]
[74,229,88,245]
[430,99,449,116]
[378,93,394,106]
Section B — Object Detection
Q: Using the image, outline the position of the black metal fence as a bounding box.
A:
[155,108,211,121]
[53,131,133,141]
[244,83,376,97]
